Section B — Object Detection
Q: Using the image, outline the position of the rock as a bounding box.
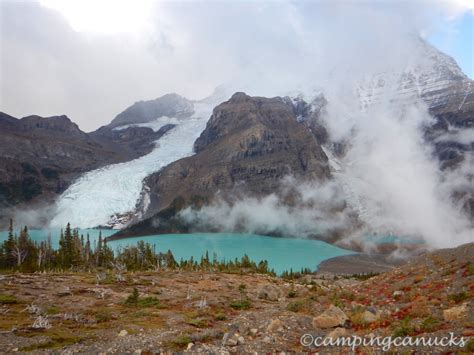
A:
[263,336,272,343]
[361,310,380,323]
[393,290,404,298]
[238,324,250,335]
[266,319,284,332]
[367,306,377,314]
[258,285,282,301]
[249,328,258,336]
[312,305,348,329]
[237,336,245,344]
[186,343,194,350]
[226,338,238,346]
[221,332,230,346]
[118,329,128,337]
[443,304,468,321]
[56,287,72,297]
[327,327,347,339]
[222,333,240,347]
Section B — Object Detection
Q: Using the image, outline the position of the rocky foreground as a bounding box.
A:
[0,243,472,353]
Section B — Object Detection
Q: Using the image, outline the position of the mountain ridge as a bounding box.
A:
[0,112,172,224]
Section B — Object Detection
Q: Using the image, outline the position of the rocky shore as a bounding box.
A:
[317,253,409,274]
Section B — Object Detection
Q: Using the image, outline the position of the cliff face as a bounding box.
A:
[428,88,474,218]
[118,93,330,236]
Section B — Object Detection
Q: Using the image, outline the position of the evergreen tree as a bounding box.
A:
[58,228,65,265]
[58,223,75,267]
[3,219,16,267]
[101,238,114,266]
[96,231,103,266]
[84,234,91,264]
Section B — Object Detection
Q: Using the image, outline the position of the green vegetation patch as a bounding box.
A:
[124,288,163,308]
[392,317,415,337]
[287,300,305,313]
[448,291,469,303]
[171,334,192,349]
[419,316,439,333]
[0,294,18,304]
[45,306,61,315]
[20,335,83,351]
[214,313,227,321]
[229,298,251,310]
[467,263,474,276]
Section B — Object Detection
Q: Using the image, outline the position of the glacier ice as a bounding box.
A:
[50,102,214,229]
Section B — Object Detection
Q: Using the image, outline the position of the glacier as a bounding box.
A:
[50,102,214,229]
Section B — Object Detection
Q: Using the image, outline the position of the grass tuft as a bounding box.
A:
[0,294,18,304]
[229,298,251,310]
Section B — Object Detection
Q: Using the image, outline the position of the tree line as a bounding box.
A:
[0,220,276,276]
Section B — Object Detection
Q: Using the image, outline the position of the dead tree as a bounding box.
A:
[11,246,27,267]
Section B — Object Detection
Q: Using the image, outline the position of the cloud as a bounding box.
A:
[441,0,474,18]
[327,101,473,248]
[179,177,353,239]
[1,0,472,131]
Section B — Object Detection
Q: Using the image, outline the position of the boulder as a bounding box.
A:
[443,304,469,321]
[361,309,380,323]
[258,285,282,301]
[312,305,348,329]
[393,290,404,298]
[266,319,284,332]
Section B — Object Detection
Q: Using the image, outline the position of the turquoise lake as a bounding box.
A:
[0,229,355,274]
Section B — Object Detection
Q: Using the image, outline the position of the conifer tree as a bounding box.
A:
[84,234,91,264]
[3,219,16,267]
[96,231,103,266]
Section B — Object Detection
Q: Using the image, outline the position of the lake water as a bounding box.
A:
[0,229,355,274]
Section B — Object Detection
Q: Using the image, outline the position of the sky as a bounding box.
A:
[430,10,474,79]
[0,0,473,132]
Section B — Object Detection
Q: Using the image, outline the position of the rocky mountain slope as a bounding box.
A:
[115,93,331,236]
[0,242,472,353]
[108,93,194,129]
[0,111,171,222]
[357,39,473,174]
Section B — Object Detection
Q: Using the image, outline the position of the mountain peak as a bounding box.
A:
[109,93,194,129]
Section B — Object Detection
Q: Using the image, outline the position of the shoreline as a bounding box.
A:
[105,230,424,275]
[316,253,409,275]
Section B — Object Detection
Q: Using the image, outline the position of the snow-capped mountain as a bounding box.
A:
[356,39,473,113]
